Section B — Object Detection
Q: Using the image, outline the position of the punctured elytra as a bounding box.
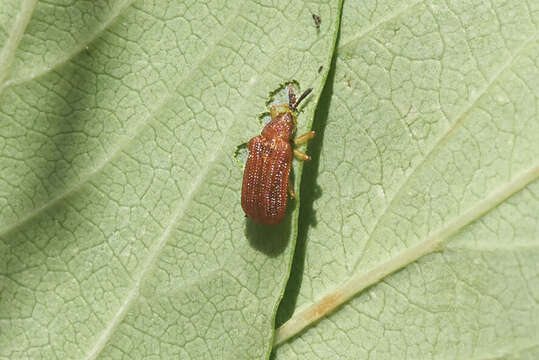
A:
[241,85,315,225]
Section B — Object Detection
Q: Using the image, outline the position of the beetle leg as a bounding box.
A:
[287,181,296,199]
[293,131,315,161]
[294,130,315,145]
[294,149,311,161]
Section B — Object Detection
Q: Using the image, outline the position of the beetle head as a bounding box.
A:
[270,104,293,121]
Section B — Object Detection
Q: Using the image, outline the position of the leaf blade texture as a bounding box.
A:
[0,1,342,359]
[274,0,539,358]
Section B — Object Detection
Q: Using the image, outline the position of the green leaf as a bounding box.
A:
[0,1,342,359]
[274,0,539,358]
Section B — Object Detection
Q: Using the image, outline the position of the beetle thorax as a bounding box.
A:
[263,105,295,140]
[262,112,295,140]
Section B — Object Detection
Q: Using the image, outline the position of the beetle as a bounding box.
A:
[241,84,315,225]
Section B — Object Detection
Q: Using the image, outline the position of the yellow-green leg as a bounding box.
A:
[294,131,315,145]
[294,149,311,161]
[288,181,296,199]
[293,131,315,161]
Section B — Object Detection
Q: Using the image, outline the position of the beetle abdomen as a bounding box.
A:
[241,136,292,225]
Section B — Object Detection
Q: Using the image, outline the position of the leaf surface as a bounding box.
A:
[274,0,539,358]
[0,1,342,359]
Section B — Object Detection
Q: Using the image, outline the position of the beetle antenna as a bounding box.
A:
[287,84,297,108]
[293,88,313,110]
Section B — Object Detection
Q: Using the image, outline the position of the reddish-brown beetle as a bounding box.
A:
[241,85,315,225]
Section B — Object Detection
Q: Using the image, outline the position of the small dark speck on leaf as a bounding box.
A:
[312,13,321,29]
